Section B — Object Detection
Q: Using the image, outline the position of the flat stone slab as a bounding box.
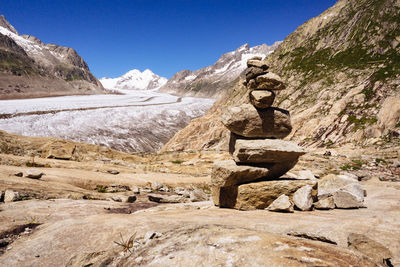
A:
[245,67,267,82]
[221,104,292,138]
[211,160,298,187]
[212,179,316,210]
[232,139,306,164]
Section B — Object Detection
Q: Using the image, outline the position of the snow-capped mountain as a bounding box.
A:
[0,15,105,99]
[158,42,281,98]
[100,69,167,90]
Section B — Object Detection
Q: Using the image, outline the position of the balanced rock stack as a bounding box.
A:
[211,56,315,211]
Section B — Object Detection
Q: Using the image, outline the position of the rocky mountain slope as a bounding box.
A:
[161,0,400,152]
[0,15,106,99]
[158,42,281,98]
[100,69,167,91]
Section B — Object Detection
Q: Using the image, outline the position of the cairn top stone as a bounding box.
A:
[221,104,292,138]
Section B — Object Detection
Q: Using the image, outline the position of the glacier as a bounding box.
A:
[0,91,214,152]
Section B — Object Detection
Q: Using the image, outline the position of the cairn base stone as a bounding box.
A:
[221,104,292,138]
[232,139,307,164]
[212,180,316,210]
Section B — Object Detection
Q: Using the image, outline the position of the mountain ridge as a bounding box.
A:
[158,42,281,98]
[0,15,106,99]
[161,0,400,152]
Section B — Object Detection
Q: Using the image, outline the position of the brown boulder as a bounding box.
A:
[249,90,275,108]
[232,139,306,164]
[211,159,298,187]
[213,180,316,210]
[248,72,286,91]
[245,67,267,82]
[221,104,292,138]
[247,59,268,70]
[348,233,393,266]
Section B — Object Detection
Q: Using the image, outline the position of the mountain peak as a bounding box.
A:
[100,69,167,90]
[0,15,19,35]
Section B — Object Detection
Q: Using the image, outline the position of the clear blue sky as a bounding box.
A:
[2,0,336,78]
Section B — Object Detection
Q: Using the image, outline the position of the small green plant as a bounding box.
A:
[340,160,365,171]
[95,185,107,193]
[375,158,387,164]
[114,232,136,253]
[171,160,184,164]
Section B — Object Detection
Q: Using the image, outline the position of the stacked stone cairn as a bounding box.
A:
[211,57,367,212]
[211,56,314,211]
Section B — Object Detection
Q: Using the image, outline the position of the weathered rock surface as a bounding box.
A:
[44,142,76,160]
[25,169,44,179]
[249,89,275,108]
[333,191,365,209]
[221,104,292,138]
[248,72,286,91]
[266,194,294,213]
[232,139,306,164]
[211,160,297,187]
[317,174,358,199]
[4,190,19,202]
[314,196,335,210]
[348,233,393,267]
[213,179,316,210]
[245,67,267,82]
[293,185,313,211]
[247,59,268,70]
[148,194,186,204]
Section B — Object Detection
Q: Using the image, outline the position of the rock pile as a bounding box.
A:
[211,57,311,210]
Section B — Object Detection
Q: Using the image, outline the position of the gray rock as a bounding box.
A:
[151,181,163,191]
[333,191,364,209]
[25,169,44,179]
[314,196,335,210]
[189,188,208,202]
[341,183,364,202]
[148,194,185,203]
[245,67,267,82]
[221,104,292,138]
[348,233,393,266]
[249,90,275,108]
[249,72,286,91]
[317,174,358,199]
[267,194,294,213]
[111,196,123,202]
[247,59,268,70]
[297,170,317,180]
[4,190,19,202]
[293,185,313,211]
[132,186,140,194]
[232,139,306,164]
[107,170,119,175]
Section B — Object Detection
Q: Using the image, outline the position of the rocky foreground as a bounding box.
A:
[0,131,399,266]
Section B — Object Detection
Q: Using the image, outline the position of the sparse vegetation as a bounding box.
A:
[171,159,184,164]
[114,232,136,253]
[340,160,365,171]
